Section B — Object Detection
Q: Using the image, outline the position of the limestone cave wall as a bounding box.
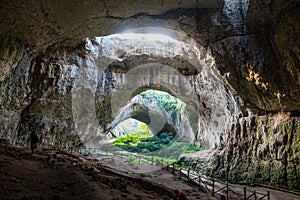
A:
[210,113,300,190]
[0,0,299,191]
[0,36,84,150]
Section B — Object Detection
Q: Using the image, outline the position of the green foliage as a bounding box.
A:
[114,131,203,161]
[113,126,203,161]
[114,131,175,153]
[113,133,151,146]
[184,145,203,153]
[140,90,182,112]
[140,123,149,135]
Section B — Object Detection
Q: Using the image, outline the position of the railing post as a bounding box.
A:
[267,191,270,200]
[180,168,182,178]
[172,163,175,175]
[167,162,169,171]
[212,179,215,196]
[254,191,257,200]
[198,175,201,188]
[161,158,164,166]
[151,156,154,165]
[226,183,229,200]
[244,187,247,200]
[188,169,190,181]
[167,162,169,172]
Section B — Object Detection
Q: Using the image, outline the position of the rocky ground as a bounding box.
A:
[0,143,215,200]
[1,142,299,200]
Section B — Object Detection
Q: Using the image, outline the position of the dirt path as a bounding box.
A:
[94,153,300,200]
[93,154,217,200]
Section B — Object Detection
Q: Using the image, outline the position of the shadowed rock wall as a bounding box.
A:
[0,0,299,191]
[210,113,300,190]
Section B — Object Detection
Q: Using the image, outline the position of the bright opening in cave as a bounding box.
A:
[103,89,200,160]
[109,118,150,138]
[75,27,232,170]
[106,32,178,43]
[96,27,202,65]
[75,28,217,157]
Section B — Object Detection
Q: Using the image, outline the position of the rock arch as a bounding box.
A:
[72,29,242,149]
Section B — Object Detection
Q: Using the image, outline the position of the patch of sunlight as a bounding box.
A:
[106,33,179,43]
[246,65,269,91]
[98,33,184,60]
[110,118,149,138]
[96,32,200,62]
[274,90,286,104]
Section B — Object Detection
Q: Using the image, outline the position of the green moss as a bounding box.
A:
[0,34,17,60]
[223,116,300,190]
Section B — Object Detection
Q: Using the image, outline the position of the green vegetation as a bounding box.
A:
[114,131,202,160]
[114,132,175,153]
[120,154,178,165]
[139,90,182,112]
[184,145,203,153]
[111,89,200,161]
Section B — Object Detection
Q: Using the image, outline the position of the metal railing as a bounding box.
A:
[163,163,270,200]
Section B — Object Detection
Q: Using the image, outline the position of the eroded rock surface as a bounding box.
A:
[0,0,299,191]
[208,112,300,190]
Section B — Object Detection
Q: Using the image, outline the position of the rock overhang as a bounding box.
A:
[2,0,298,112]
[69,31,242,149]
[0,0,224,50]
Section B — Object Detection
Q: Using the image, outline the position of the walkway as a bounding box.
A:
[92,153,300,200]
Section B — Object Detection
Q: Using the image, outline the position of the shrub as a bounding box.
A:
[114,131,175,153]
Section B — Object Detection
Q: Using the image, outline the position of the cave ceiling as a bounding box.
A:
[0,0,300,113]
[0,0,223,50]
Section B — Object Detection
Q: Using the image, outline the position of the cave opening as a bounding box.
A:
[73,29,201,140]
[102,88,200,161]
[72,27,239,158]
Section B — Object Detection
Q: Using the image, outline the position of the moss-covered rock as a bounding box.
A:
[211,113,300,191]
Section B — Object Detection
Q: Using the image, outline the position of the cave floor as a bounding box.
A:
[92,153,300,200]
[0,144,216,200]
[1,143,299,200]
